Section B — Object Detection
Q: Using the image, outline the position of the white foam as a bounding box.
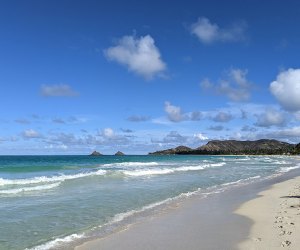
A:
[210,162,226,167]
[123,162,225,177]
[123,168,174,176]
[279,165,300,173]
[28,233,84,250]
[0,182,61,194]
[29,188,203,250]
[0,170,106,186]
[103,162,159,167]
[109,188,202,225]
[221,175,261,187]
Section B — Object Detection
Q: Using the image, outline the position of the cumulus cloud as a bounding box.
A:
[270,68,300,111]
[102,128,115,139]
[152,131,188,144]
[255,108,287,127]
[191,17,246,44]
[164,102,186,122]
[164,102,202,122]
[194,133,208,141]
[201,68,252,102]
[212,112,233,122]
[22,129,42,139]
[104,35,166,79]
[127,115,150,122]
[256,126,300,144]
[41,84,78,97]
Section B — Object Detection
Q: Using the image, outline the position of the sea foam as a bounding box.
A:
[102,162,159,167]
[123,162,226,177]
[27,233,85,250]
[0,169,106,186]
[0,182,61,194]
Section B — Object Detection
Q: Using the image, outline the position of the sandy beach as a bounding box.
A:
[75,170,300,250]
[236,175,300,249]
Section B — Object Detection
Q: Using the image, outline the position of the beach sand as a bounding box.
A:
[75,172,300,250]
[236,176,300,249]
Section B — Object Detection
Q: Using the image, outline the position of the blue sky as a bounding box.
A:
[1,0,300,154]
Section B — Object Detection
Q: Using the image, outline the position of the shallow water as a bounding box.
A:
[0,155,299,250]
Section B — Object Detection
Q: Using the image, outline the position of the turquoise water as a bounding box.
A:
[0,155,299,250]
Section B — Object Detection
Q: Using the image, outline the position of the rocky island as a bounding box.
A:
[89,151,102,156]
[149,139,300,155]
[115,151,125,156]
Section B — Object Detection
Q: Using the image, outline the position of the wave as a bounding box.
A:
[0,182,61,194]
[28,186,204,250]
[279,164,300,173]
[123,168,173,176]
[221,175,261,187]
[0,170,106,186]
[27,233,85,250]
[123,162,226,177]
[102,162,159,167]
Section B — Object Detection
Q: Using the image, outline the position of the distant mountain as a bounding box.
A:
[149,146,192,155]
[90,151,102,156]
[149,139,299,155]
[115,151,125,156]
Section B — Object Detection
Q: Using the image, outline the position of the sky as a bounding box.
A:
[0,0,300,155]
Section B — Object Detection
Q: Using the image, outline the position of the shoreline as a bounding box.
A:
[74,169,300,250]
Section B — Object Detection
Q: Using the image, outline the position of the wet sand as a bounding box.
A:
[75,170,300,250]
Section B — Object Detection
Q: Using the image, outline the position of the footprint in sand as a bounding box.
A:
[281,240,291,247]
[279,230,286,236]
[252,237,262,242]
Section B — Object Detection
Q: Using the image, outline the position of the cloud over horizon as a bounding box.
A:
[255,108,287,127]
[22,129,42,139]
[104,35,166,79]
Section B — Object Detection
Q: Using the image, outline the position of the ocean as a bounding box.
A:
[0,155,299,250]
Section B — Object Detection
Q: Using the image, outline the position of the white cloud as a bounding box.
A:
[163,102,203,123]
[270,68,300,111]
[104,35,166,79]
[201,68,252,102]
[255,108,287,127]
[152,131,188,144]
[257,126,300,143]
[45,144,68,150]
[22,129,41,139]
[191,17,246,44]
[164,101,186,122]
[41,84,78,97]
[102,128,115,139]
[194,133,208,141]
